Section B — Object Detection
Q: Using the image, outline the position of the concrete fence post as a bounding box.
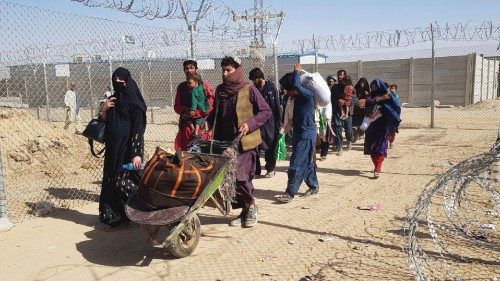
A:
[465,54,474,106]
[486,58,491,100]
[480,54,484,102]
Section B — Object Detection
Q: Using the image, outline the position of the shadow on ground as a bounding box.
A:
[46,208,166,267]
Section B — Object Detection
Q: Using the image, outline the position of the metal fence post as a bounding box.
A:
[0,148,13,232]
[23,77,28,105]
[0,149,7,218]
[273,42,279,89]
[272,14,284,88]
[169,71,173,107]
[43,61,50,122]
[430,23,435,128]
[87,64,94,117]
[108,55,113,90]
[486,57,490,100]
[5,78,9,98]
[409,57,415,105]
[189,24,195,59]
[313,34,318,72]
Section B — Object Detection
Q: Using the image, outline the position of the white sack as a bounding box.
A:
[301,72,331,107]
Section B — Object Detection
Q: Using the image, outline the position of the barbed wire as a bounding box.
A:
[285,21,500,52]
[71,0,179,19]
[0,0,265,69]
[70,0,284,47]
[404,137,499,280]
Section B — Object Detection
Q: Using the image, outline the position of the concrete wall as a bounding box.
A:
[473,55,499,103]
[286,54,497,106]
[1,54,497,109]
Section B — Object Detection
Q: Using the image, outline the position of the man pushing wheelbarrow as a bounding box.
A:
[125,56,271,258]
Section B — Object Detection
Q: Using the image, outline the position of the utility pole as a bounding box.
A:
[232,0,284,47]
[179,0,206,59]
[232,0,284,82]
[232,0,284,70]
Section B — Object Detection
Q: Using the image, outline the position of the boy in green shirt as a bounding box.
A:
[187,73,209,137]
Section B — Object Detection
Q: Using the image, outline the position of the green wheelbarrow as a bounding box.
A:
[125,138,239,258]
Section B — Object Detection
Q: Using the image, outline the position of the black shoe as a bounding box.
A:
[277,193,293,203]
[229,209,248,226]
[244,205,258,228]
[301,188,319,197]
[263,171,276,178]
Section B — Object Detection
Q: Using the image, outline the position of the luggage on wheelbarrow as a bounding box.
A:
[137,147,214,209]
[125,136,240,258]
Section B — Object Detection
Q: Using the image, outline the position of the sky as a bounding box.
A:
[4,0,500,43]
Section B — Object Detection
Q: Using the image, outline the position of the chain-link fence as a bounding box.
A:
[0,0,279,223]
[0,0,499,224]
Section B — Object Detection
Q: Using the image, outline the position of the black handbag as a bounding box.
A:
[82,118,106,157]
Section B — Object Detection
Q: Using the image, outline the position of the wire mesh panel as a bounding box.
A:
[0,0,499,225]
[0,0,281,222]
[278,22,500,130]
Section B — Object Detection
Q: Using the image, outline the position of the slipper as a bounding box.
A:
[357,203,381,211]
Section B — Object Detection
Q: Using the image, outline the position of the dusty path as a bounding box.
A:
[0,127,497,281]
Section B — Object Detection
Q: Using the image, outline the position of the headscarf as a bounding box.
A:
[111,67,147,113]
[370,79,388,97]
[221,66,247,95]
[370,79,401,127]
[355,77,370,99]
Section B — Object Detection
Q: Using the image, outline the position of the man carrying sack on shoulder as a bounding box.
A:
[206,56,271,228]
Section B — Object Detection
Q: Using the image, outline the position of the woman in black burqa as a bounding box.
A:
[99,67,147,227]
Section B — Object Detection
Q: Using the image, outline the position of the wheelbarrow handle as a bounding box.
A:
[230,132,244,150]
[234,132,244,142]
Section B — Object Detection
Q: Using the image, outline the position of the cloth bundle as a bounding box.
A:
[360,110,382,131]
[301,71,331,107]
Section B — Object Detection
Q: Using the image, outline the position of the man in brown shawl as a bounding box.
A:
[207,56,271,228]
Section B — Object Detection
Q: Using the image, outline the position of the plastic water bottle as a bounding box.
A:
[122,162,145,171]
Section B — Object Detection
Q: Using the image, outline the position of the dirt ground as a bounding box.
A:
[0,100,499,280]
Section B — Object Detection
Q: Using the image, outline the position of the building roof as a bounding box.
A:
[278,51,328,59]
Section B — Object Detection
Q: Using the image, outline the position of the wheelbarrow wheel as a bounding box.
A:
[167,214,201,258]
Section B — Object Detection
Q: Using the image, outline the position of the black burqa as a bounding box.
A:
[99,67,147,227]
